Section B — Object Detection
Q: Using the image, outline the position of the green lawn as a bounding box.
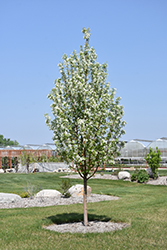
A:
[0,173,167,249]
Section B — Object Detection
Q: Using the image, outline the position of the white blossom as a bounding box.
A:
[45,27,126,179]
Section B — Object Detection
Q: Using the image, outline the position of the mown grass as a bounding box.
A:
[0,173,167,249]
[0,172,82,195]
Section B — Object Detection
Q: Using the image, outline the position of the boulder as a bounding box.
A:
[0,193,22,203]
[35,189,62,198]
[118,171,130,180]
[146,167,159,179]
[6,168,16,173]
[53,169,61,173]
[68,184,91,198]
[0,169,4,173]
[147,167,153,178]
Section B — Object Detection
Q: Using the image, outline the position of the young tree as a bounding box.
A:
[13,157,19,173]
[145,147,161,179]
[19,151,33,174]
[45,28,126,226]
[2,157,9,173]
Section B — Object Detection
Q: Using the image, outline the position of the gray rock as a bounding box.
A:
[0,194,119,209]
[68,184,91,197]
[6,169,16,173]
[0,193,22,203]
[147,167,154,178]
[35,189,62,198]
[118,171,130,180]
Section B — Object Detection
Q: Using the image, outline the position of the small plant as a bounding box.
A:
[116,166,122,176]
[131,172,138,182]
[2,157,9,173]
[111,166,123,176]
[137,169,149,183]
[100,171,104,176]
[145,147,161,179]
[23,182,42,198]
[64,192,71,198]
[20,192,30,198]
[131,169,149,183]
[13,157,19,172]
[60,178,72,198]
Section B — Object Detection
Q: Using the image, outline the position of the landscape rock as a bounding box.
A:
[147,176,167,185]
[68,184,91,197]
[118,171,130,180]
[147,167,154,178]
[0,169,4,173]
[0,194,119,209]
[0,193,22,203]
[35,189,62,198]
[6,168,16,173]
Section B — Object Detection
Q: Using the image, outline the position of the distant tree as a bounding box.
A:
[0,134,19,146]
[19,151,33,173]
[45,28,126,226]
[13,157,19,173]
[2,157,9,173]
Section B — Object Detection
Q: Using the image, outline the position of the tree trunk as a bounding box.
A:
[83,177,88,226]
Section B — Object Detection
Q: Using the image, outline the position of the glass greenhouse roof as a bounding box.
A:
[37,144,53,150]
[122,140,145,150]
[5,146,14,150]
[21,145,33,150]
[147,139,167,149]
[0,143,56,150]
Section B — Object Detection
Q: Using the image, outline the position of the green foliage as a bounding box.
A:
[48,155,63,162]
[0,134,19,146]
[45,27,126,225]
[19,152,62,165]
[145,147,161,179]
[2,157,9,172]
[45,27,126,178]
[131,169,149,183]
[19,151,33,165]
[19,151,33,173]
[131,172,138,182]
[60,178,72,198]
[23,182,42,198]
[13,157,19,172]
[20,191,30,198]
[137,169,149,183]
[111,166,123,176]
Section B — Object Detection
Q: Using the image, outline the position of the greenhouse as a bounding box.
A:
[119,140,146,158]
[1,139,167,168]
[0,144,55,169]
[117,138,167,164]
[146,139,167,159]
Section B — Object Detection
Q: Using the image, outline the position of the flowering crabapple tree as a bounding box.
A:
[45,28,126,226]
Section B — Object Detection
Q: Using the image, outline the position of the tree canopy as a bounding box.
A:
[0,135,19,146]
[45,27,126,225]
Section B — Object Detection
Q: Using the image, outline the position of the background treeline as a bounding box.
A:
[0,135,19,146]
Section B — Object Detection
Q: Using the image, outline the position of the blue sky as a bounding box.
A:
[0,0,167,145]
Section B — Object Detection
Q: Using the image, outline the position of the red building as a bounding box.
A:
[0,144,54,169]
